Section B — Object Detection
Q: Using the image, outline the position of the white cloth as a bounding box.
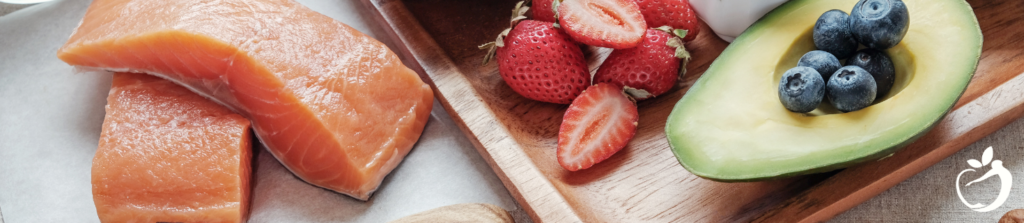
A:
[834,116,1024,222]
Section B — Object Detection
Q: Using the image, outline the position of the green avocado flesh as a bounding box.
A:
[666,0,982,181]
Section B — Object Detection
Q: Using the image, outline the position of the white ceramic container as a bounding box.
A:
[689,0,789,42]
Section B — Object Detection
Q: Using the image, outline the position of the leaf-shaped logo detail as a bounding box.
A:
[968,159,983,168]
[982,146,994,166]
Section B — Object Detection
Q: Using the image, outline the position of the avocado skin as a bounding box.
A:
[693,124,929,182]
[665,0,981,182]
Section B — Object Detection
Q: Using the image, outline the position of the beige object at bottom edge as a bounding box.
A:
[1002,209,1024,223]
[390,203,515,223]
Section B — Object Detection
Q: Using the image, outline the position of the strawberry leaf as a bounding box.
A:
[666,37,690,76]
[551,0,561,25]
[652,26,689,40]
[481,0,533,66]
[623,86,652,100]
[479,27,513,65]
[495,28,511,47]
[479,41,498,65]
[672,29,689,39]
[967,159,982,168]
[654,25,673,34]
[510,1,530,27]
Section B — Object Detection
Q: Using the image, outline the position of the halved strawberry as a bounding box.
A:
[557,83,639,171]
[557,0,647,49]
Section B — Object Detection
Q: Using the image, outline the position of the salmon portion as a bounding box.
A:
[59,0,434,199]
[93,73,252,223]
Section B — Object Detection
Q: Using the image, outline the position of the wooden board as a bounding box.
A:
[359,0,1024,221]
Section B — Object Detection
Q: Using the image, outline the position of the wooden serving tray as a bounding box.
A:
[359,0,1024,221]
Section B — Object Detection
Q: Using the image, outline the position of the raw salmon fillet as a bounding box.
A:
[93,73,252,223]
[58,0,434,199]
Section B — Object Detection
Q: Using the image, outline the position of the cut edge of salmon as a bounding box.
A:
[93,72,253,222]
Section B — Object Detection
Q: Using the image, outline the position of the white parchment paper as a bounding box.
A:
[10,0,1024,222]
[0,0,530,222]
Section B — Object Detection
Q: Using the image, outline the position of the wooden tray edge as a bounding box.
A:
[358,0,583,222]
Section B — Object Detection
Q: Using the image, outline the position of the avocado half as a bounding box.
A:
[665,0,982,181]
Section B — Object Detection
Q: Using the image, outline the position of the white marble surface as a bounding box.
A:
[0,0,527,222]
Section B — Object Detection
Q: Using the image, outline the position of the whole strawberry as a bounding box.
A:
[594,27,690,100]
[532,0,557,22]
[634,0,701,41]
[481,2,590,105]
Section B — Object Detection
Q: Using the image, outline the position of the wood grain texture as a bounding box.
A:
[360,0,1024,222]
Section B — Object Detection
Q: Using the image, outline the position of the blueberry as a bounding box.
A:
[779,66,825,113]
[846,49,895,100]
[849,0,909,50]
[813,10,858,59]
[798,50,842,83]
[827,66,877,112]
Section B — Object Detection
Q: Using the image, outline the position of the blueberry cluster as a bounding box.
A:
[779,0,908,113]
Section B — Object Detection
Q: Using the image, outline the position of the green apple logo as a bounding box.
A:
[956,146,1011,212]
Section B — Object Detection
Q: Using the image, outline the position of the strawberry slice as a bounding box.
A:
[557,83,639,171]
[558,0,647,49]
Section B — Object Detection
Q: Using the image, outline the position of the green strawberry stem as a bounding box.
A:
[672,29,688,40]
[511,0,531,23]
[551,0,561,28]
[655,26,692,76]
[479,0,532,65]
